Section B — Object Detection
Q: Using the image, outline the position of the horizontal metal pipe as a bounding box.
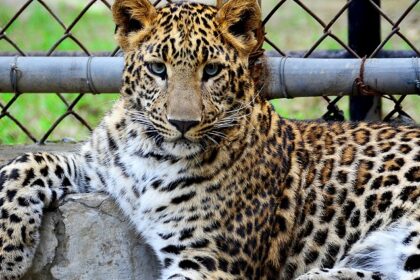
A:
[264,57,419,98]
[0,57,122,94]
[0,56,419,98]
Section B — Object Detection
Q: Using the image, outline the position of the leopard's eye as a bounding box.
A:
[203,64,222,80]
[147,62,167,79]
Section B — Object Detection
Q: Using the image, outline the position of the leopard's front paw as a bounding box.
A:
[295,269,332,280]
[0,171,45,279]
[0,201,43,278]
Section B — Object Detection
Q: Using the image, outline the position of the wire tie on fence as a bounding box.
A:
[413,57,420,93]
[10,55,21,94]
[86,56,100,95]
[279,56,290,98]
[354,56,386,96]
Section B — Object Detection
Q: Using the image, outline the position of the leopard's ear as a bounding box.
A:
[112,0,157,51]
[216,0,262,56]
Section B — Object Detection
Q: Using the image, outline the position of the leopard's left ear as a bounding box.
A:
[112,0,157,51]
[216,0,262,56]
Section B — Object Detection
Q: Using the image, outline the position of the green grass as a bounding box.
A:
[0,0,419,144]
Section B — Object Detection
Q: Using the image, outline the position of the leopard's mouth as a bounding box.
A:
[159,137,204,158]
[164,132,203,144]
[172,137,194,146]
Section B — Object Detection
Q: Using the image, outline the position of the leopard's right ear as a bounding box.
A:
[112,0,157,51]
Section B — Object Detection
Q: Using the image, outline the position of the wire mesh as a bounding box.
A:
[263,0,419,124]
[0,0,419,144]
[0,0,119,144]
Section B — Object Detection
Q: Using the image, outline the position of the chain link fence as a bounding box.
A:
[0,0,419,144]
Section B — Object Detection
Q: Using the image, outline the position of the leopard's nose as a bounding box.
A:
[168,119,199,134]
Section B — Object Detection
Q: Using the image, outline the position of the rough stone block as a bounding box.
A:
[22,193,160,280]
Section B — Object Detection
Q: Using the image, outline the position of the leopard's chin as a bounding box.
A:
[160,139,203,158]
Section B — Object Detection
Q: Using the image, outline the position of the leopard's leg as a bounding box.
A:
[0,152,87,279]
[159,251,233,280]
[159,255,212,280]
[295,268,384,280]
[297,218,420,280]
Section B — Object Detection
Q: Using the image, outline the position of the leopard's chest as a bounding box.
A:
[97,152,208,235]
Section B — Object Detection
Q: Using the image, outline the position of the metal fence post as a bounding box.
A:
[348,0,382,121]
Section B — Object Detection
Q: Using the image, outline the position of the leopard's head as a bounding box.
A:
[112,0,262,157]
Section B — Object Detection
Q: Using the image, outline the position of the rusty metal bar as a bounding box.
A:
[348,0,382,121]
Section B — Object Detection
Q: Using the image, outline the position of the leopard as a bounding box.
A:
[0,0,419,279]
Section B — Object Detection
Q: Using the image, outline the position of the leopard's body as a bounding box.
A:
[0,1,419,279]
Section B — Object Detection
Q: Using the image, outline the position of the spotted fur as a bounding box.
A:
[0,1,419,279]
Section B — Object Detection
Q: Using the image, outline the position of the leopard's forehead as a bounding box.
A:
[142,3,226,65]
[157,2,218,29]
